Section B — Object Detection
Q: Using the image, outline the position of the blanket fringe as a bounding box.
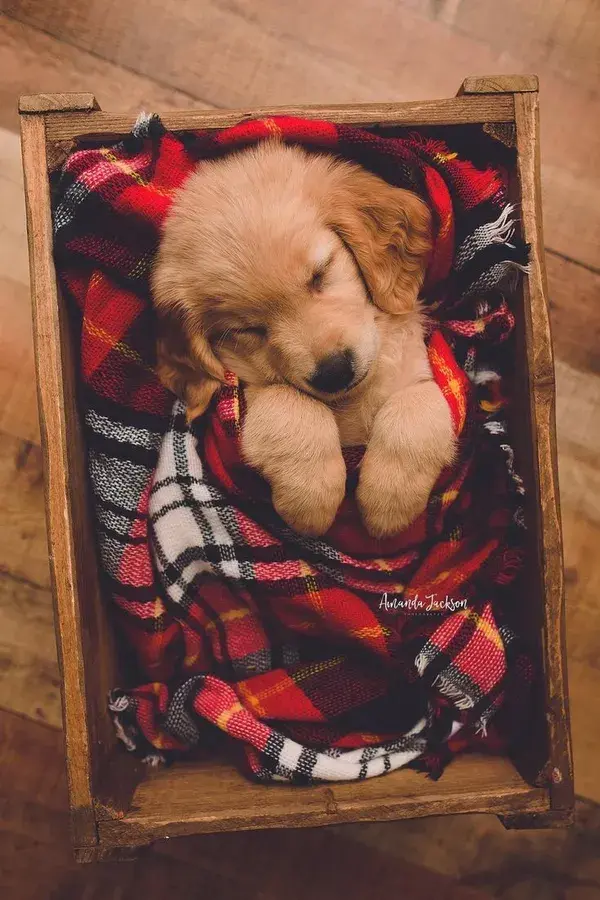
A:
[415,650,476,711]
[432,674,475,710]
[415,648,435,677]
[482,202,518,247]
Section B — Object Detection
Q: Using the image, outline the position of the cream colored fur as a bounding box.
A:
[152,142,455,538]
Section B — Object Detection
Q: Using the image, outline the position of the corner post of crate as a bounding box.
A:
[19,93,101,114]
[456,75,539,96]
[19,92,103,854]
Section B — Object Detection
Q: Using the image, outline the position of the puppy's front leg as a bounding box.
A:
[357,381,455,539]
[242,385,346,537]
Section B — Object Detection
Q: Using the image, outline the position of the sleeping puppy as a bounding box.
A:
[151,141,455,539]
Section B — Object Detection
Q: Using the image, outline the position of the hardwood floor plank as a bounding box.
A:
[0,126,38,443]
[556,360,600,525]
[0,273,38,443]
[340,795,600,894]
[0,708,242,899]
[452,0,600,89]
[547,253,600,377]
[5,0,600,268]
[0,16,202,134]
[3,2,402,108]
[1,0,599,819]
[0,573,60,726]
[565,660,600,803]
[0,707,491,898]
[0,431,50,589]
[555,360,600,800]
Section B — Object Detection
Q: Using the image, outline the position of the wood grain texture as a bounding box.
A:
[0,0,596,857]
[562,508,600,803]
[0,433,49,588]
[19,91,98,112]
[5,0,466,108]
[21,84,578,846]
[0,17,202,134]
[0,127,39,444]
[43,95,516,141]
[95,754,548,848]
[555,359,600,803]
[0,707,496,898]
[556,362,600,529]
[20,112,104,847]
[7,0,600,266]
[459,74,539,94]
[514,91,573,812]
[548,255,600,377]
[344,794,600,896]
[156,826,493,900]
[0,569,60,727]
[452,0,600,89]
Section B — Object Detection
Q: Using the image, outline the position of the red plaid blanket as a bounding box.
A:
[53,115,531,782]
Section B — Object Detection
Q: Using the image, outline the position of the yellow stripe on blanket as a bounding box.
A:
[459,608,504,651]
[216,700,245,730]
[100,148,172,196]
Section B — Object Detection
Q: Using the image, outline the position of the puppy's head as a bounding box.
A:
[152,142,432,417]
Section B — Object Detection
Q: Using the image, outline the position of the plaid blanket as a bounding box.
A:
[53,114,531,782]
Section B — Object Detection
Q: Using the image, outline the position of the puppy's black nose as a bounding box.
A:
[309,349,355,394]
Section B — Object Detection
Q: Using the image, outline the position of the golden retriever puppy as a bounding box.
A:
[151,141,455,539]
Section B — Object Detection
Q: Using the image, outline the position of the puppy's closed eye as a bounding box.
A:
[307,253,334,293]
[235,324,268,339]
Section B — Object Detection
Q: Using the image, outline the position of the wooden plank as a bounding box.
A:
[561,503,600,804]
[8,0,600,269]
[555,359,600,800]
[0,17,201,134]
[0,126,40,444]
[97,755,548,847]
[459,74,539,94]
[556,361,600,526]
[0,571,60,727]
[451,0,600,89]
[548,255,600,377]
[343,795,598,892]
[157,827,492,900]
[44,95,516,141]
[0,275,39,444]
[19,112,98,848]
[7,1,600,268]
[19,92,98,113]
[5,0,467,108]
[0,707,495,895]
[514,91,573,811]
[0,433,49,588]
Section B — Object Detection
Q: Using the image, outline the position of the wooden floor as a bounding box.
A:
[0,1,599,894]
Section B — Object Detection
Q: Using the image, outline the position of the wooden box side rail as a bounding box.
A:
[20,113,98,847]
[20,110,129,850]
[95,755,550,849]
[513,91,573,811]
[18,77,573,858]
[462,73,573,813]
[37,94,515,142]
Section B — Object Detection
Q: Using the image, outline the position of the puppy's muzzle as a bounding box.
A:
[309,349,356,394]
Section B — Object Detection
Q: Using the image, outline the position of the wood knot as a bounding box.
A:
[323,787,339,815]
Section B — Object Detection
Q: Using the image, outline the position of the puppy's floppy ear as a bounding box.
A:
[326,165,432,314]
[151,264,224,422]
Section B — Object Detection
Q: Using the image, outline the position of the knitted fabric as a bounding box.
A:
[52,115,531,783]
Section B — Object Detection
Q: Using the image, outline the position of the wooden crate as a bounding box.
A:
[19,75,573,862]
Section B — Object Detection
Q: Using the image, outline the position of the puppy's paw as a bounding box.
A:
[357,450,439,539]
[271,455,346,537]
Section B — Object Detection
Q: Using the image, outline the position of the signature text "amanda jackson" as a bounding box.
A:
[379,592,468,612]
